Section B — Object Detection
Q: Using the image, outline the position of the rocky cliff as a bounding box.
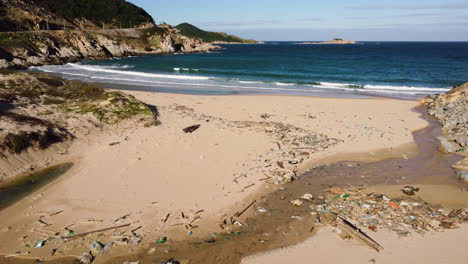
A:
[423,83,468,181]
[0,26,220,69]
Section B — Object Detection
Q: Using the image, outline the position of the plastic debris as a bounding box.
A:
[156,237,167,244]
[291,199,303,207]
[78,252,94,264]
[301,193,314,201]
[90,242,104,256]
[34,240,46,248]
[313,187,467,237]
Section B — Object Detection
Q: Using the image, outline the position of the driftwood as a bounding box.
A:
[234,200,256,218]
[448,209,463,218]
[162,213,171,223]
[62,223,130,240]
[336,216,384,252]
[183,124,201,133]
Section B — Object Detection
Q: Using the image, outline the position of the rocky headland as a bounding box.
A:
[0,26,220,69]
[424,83,468,181]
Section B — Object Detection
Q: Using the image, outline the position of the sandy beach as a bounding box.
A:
[0,91,435,260]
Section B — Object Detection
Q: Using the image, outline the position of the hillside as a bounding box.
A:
[0,0,155,32]
[176,23,259,44]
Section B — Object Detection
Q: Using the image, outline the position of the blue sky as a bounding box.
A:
[128,0,468,41]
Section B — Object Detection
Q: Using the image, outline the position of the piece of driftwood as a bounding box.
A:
[62,223,130,240]
[277,161,285,169]
[183,124,201,133]
[336,216,384,252]
[234,200,256,218]
[243,183,255,190]
[114,213,130,222]
[131,226,143,234]
[162,213,171,223]
[447,209,463,218]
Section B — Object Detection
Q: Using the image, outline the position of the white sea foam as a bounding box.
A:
[33,63,450,98]
[68,64,211,80]
[275,82,294,86]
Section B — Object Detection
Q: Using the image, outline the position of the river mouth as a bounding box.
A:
[103,107,464,264]
[0,107,464,264]
[0,163,73,211]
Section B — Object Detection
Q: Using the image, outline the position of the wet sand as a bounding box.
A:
[0,93,464,264]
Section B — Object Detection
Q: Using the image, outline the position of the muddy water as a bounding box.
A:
[0,163,73,211]
[1,107,464,264]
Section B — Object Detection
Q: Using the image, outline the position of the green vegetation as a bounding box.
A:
[35,0,154,28]
[144,26,168,37]
[0,33,40,53]
[0,73,156,124]
[0,73,158,155]
[176,23,257,43]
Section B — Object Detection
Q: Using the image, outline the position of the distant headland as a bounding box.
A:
[295,38,358,45]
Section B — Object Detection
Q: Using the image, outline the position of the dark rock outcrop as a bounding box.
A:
[424,83,468,181]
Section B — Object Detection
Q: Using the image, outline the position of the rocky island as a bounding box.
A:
[296,38,358,45]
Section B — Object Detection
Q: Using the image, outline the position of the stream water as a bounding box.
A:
[0,108,464,264]
[104,108,463,264]
[0,163,73,211]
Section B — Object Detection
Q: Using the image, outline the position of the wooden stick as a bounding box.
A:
[131,226,142,234]
[243,183,255,190]
[162,213,170,223]
[234,200,256,218]
[62,223,130,240]
[336,216,383,252]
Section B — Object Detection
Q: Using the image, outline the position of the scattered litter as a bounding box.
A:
[78,252,94,264]
[258,208,268,213]
[183,124,201,133]
[90,242,104,256]
[62,223,131,240]
[313,187,467,239]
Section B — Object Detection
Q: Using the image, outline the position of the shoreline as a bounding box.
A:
[0,90,437,262]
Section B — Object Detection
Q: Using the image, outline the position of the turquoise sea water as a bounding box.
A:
[34,42,468,98]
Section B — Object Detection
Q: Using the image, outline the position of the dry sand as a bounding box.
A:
[0,92,429,259]
[242,225,468,264]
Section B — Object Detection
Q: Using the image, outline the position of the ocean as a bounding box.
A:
[33,42,468,99]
